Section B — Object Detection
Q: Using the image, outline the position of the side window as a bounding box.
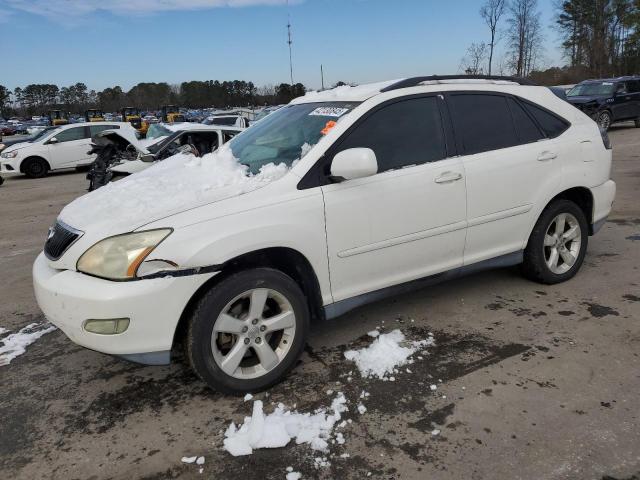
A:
[616,83,628,94]
[223,131,238,142]
[521,101,569,138]
[336,96,446,173]
[89,125,118,136]
[54,127,86,143]
[448,93,519,155]
[627,80,640,93]
[507,97,545,144]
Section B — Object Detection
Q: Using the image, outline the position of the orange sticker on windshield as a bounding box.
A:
[321,120,337,136]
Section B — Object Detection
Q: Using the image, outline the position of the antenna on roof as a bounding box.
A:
[287,0,294,85]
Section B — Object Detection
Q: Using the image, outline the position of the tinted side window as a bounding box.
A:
[54,127,86,143]
[336,96,446,172]
[223,131,238,142]
[627,80,640,93]
[521,102,569,138]
[507,97,544,144]
[448,94,518,155]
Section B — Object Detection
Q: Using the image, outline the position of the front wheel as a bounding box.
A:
[521,199,589,284]
[23,157,49,178]
[597,111,612,131]
[186,268,310,395]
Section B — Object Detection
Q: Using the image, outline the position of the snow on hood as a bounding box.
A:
[59,145,289,233]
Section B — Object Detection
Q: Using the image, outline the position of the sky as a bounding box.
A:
[0,0,563,92]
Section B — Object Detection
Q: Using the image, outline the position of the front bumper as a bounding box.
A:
[0,159,22,177]
[32,252,216,363]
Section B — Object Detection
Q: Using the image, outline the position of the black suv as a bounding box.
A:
[566,76,640,130]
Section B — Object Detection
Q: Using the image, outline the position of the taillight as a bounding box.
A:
[599,127,612,150]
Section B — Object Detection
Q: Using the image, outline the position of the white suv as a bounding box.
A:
[33,76,616,394]
[0,122,135,178]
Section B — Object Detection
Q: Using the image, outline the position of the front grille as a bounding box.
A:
[44,221,82,260]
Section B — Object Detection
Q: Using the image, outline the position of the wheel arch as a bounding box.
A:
[172,246,324,353]
[526,187,595,247]
[20,155,51,173]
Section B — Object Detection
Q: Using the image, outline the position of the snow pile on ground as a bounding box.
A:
[0,322,56,366]
[344,329,435,379]
[60,145,289,231]
[223,394,348,457]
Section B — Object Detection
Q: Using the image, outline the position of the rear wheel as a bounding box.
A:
[22,157,49,178]
[521,199,588,284]
[186,268,309,395]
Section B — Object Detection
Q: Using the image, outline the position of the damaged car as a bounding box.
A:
[86,125,244,190]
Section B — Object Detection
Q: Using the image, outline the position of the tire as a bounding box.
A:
[22,157,49,178]
[521,199,589,285]
[0,176,4,186]
[634,118,640,128]
[186,268,310,395]
[597,111,612,131]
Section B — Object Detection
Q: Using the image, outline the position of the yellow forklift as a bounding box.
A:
[85,109,105,122]
[121,107,148,136]
[48,110,69,126]
[161,105,185,123]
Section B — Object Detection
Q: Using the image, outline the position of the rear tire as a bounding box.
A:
[186,268,310,395]
[22,157,49,178]
[521,199,588,284]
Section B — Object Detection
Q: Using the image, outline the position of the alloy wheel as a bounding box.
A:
[210,288,296,379]
[543,213,582,275]
[598,112,611,130]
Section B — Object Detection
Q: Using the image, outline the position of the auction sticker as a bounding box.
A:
[309,107,349,118]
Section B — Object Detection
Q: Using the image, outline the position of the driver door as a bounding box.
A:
[320,95,467,302]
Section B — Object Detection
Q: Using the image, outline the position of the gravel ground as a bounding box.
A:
[0,125,639,480]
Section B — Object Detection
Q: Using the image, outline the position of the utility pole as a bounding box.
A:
[287,2,294,85]
[321,64,325,90]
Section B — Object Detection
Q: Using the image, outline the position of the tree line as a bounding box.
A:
[0,80,306,117]
[462,0,640,85]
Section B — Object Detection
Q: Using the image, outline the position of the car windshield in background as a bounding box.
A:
[228,102,359,174]
[567,82,616,97]
[206,117,237,126]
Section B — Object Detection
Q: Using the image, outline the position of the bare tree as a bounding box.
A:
[480,0,507,75]
[460,42,490,75]
[506,0,544,76]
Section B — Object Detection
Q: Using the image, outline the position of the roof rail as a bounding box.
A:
[380,75,538,92]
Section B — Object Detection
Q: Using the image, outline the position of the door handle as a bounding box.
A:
[537,151,557,162]
[434,171,463,184]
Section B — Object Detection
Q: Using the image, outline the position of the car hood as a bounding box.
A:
[94,129,150,155]
[58,145,290,235]
[1,142,31,154]
[566,95,608,104]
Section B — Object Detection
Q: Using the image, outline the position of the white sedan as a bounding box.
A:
[0,121,136,178]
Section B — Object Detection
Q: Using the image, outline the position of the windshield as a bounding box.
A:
[567,82,616,97]
[228,102,359,173]
[31,126,58,141]
[146,123,173,140]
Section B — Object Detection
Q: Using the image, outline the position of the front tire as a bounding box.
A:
[521,199,588,284]
[186,268,310,395]
[597,111,612,131]
[22,157,49,178]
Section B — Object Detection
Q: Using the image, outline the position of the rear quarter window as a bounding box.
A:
[520,100,569,139]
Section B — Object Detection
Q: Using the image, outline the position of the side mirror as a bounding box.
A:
[330,148,378,181]
[48,137,58,144]
[140,153,156,163]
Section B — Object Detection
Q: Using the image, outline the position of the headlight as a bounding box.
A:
[77,229,172,280]
[1,150,18,158]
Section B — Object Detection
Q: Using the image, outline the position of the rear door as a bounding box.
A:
[627,80,640,119]
[321,95,467,302]
[447,92,566,266]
